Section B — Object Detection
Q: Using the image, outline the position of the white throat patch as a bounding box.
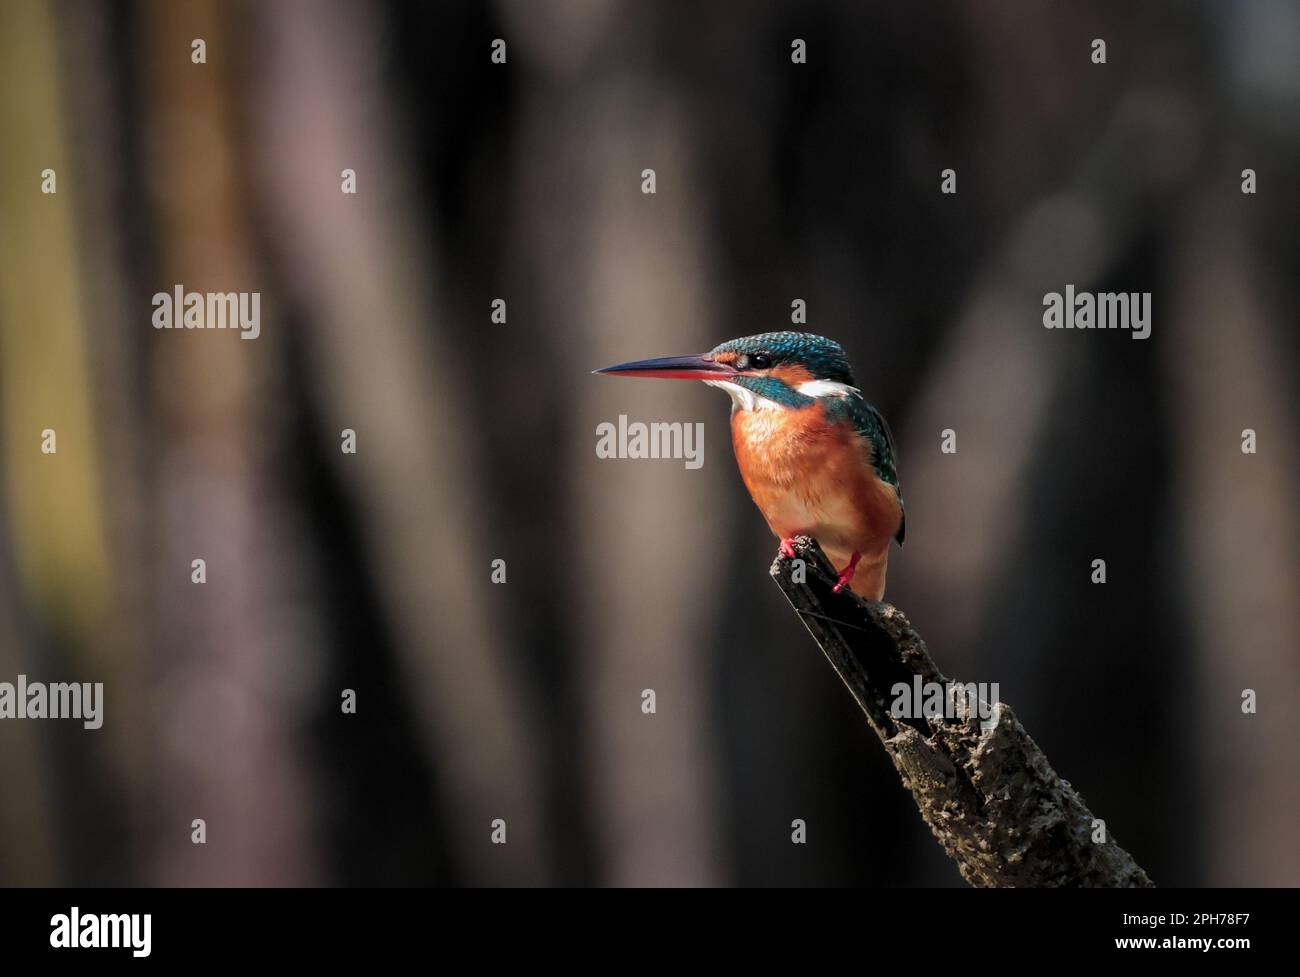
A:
[704,380,782,412]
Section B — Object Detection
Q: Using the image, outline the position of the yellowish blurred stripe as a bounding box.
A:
[0,0,110,639]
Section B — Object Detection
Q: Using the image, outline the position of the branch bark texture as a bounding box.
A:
[771,537,1154,888]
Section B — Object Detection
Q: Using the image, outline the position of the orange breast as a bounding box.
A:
[731,404,901,569]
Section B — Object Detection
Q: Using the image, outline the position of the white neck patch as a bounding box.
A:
[796,379,860,398]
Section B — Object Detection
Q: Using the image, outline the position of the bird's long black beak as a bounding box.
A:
[593,353,737,381]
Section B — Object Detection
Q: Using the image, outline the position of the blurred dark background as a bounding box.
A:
[1,0,1297,886]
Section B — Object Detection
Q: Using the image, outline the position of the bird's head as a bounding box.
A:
[595,331,856,410]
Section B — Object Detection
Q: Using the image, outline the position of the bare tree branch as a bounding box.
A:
[771,537,1154,888]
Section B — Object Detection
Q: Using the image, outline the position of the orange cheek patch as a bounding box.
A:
[769,363,814,386]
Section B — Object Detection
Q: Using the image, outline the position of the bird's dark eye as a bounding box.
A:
[751,352,772,369]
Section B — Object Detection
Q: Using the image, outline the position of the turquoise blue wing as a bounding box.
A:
[828,395,905,545]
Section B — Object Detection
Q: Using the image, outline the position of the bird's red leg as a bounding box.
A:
[832,551,862,594]
[780,537,799,559]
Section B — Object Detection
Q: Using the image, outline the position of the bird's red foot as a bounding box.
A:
[832,552,862,594]
[780,537,799,559]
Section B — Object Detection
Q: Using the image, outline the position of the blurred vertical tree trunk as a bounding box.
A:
[59,0,161,882]
[897,93,1203,661]
[500,4,731,883]
[140,0,320,885]
[1167,185,1300,886]
[0,0,115,885]
[249,0,550,885]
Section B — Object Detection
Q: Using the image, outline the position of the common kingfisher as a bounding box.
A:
[596,332,904,599]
